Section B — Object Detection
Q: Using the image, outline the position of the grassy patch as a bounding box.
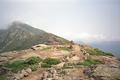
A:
[86,48,114,56]
[5,60,28,72]
[41,63,51,68]
[77,59,104,66]
[5,56,42,73]
[43,58,60,65]
[41,58,61,68]
[5,56,61,71]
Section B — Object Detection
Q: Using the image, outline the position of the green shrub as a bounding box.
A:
[77,59,103,66]
[25,56,42,65]
[41,63,51,68]
[43,58,60,65]
[86,48,114,56]
[30,64,39,71]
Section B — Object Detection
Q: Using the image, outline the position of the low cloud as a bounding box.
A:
[78,33,107,42]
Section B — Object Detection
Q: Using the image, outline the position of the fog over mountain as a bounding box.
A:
[0,0,120,41]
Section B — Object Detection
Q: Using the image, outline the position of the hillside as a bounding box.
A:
[0,21,70,53]
[76,40,120,57]
[0,43,120,80]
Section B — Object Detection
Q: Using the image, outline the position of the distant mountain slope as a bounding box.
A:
[90,41,120,57]
[0,21,70,53]
[76,40,120,57]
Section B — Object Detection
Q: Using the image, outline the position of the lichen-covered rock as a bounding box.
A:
[92,64,120,80]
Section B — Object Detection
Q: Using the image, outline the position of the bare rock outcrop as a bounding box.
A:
[14,68,32,80]
[92,64,120,80]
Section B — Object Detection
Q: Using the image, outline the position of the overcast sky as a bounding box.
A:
[0,0,120,42]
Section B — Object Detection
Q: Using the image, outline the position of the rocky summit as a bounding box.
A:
[0,43,120,80]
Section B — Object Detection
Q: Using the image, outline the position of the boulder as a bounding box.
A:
[21,69,29,77]
[68,56,80,63]
[42,71,49,79]
[25,68,32,74]
[31,44,48,50]
[53,62,65,69]
[14,73,24,80]
[84,53,90,60]
[0,57,8,62]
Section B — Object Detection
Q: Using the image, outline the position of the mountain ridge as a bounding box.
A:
[0,21,70,53]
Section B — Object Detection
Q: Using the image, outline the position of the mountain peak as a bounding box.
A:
[12,21,25,25]
[9,21,31,29]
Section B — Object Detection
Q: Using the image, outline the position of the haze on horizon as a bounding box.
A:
[0,0,120,42]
